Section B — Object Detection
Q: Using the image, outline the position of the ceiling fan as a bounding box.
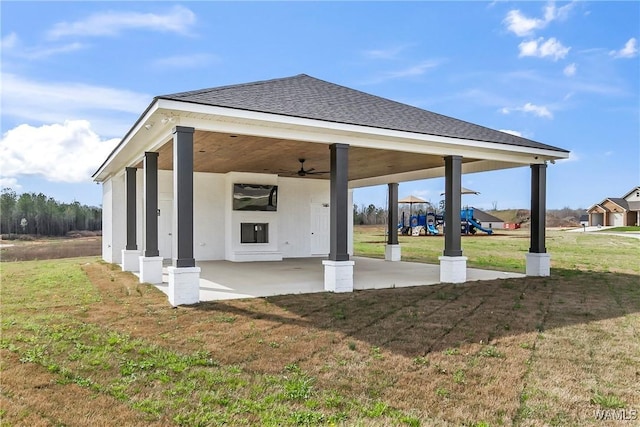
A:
[291,158,329,177]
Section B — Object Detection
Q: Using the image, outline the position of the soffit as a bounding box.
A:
[134,130,477,181]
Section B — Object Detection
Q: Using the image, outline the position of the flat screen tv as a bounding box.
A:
[233,184,278,211]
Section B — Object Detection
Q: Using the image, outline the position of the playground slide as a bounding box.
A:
[426,223,439,235]
[468,218,493,235]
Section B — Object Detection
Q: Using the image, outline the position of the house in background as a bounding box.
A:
[471,207,505,229]
[587,186,640,227]
[579,214,589,227]
[93,74,569,306]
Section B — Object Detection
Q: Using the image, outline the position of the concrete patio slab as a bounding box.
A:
[150,257,524,302]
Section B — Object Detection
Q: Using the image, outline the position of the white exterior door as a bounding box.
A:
[310,203,330,255]
[158,199,173,259]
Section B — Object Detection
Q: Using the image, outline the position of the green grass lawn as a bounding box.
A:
[354,226,640,274]
[1,229,639,426]
[598,226,640,232]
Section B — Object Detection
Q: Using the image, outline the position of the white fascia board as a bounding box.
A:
[350,160,524,188]
[94,102,175,182]
[158,99,570,164]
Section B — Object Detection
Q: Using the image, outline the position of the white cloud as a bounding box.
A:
[521,102,553,118]
[363,45,407,60]
[501,102,553,119]
[0,177,21,190]
[504,1,576,37]
[1,73,149,136]
[389,61,440,78]
[1,32,18,49]
[0,121,119,184]
[543,2,575,23]
[25,43,86,60]
[518,37,570,60]
[47,5,196,39]
[556,150,579,162]
[153,53,219,68]
[563,63,577,76]
[499,129,523,137]
[1,31,86,60]
[610,38,638,58]
[362,60,442,85]
[504,10,546,37]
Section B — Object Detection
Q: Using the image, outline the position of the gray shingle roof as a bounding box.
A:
[608,198,629,210]
[158,74,568,153]
[470,207,504,223]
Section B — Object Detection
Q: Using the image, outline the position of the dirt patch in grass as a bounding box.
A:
[0,236,101,261]
[0,350,168,427]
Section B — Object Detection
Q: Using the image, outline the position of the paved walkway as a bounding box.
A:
[153,256,524,302]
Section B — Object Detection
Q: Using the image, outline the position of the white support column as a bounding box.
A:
[527,163,550,277]
[322,260,355,293]
[439,256,468,283]
[525,253,551,277]
[385,245,402,262]
[385,182,401,261]
[139,152,163,284]
[139,256,164,284]
[122,167,140,272]
[122,250,140,272]
[439,156,466,283]
[325,143,354,293]
[168,266,201,306]
[167,126,200,305]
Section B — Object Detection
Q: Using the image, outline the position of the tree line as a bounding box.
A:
[0,189,101,236]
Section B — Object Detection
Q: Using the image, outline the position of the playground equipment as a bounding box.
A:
[399,212,443,236]
[398,209,493,236]
[460,208,493,235]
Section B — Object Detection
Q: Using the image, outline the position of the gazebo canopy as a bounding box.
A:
[440,187,480,196]
[399,195,427,204]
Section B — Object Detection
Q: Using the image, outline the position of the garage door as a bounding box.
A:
[611,213,624,227]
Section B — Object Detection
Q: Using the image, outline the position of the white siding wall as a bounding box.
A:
[157,170,173,258]
[156,170,227,261]
[194,172,225,260]
[626,189,640,202]
[278,177,331,258]
[124,169,344,262]
[101,179,113,263]
[101,172,126,264]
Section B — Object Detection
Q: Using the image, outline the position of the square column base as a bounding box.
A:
[121,249,141,272]
[439,256,468,283]
[139,256,163,284]
[322,260,355,293]
[167,266,201,306]
[526,252,551,276]
[385,244,401,262]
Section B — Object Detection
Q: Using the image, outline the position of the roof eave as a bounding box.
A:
[156,99,570,163]
[92,98,161,182]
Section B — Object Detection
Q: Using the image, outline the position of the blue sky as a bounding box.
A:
[1,1,638,210]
